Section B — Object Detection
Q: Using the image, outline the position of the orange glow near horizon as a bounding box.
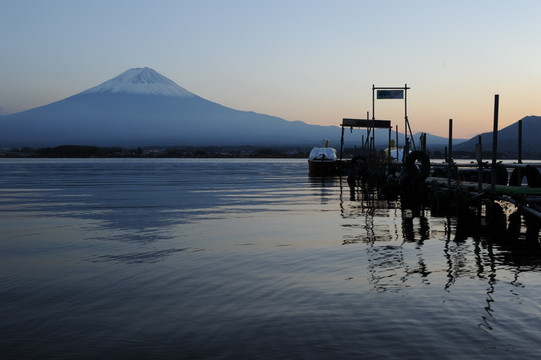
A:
[1,1,539,141]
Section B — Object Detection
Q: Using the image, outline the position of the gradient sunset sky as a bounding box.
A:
[1,0,540,138]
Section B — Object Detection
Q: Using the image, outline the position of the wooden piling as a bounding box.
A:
[388,127,392,168]
[491,94,499,193]
[476,135,483,194]
[518,119,523,164]
[395,125,399,162]
[340,126,345,161]
[447,119,453,190]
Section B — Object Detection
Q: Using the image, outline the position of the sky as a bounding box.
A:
[1,0,540,139]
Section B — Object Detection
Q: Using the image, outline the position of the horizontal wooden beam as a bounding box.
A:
[341,118,391,129]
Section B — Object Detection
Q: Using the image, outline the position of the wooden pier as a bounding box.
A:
[346,93,541,243]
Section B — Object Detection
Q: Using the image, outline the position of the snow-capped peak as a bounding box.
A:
[81,67,195,97]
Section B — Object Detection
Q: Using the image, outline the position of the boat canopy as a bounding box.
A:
[309,147,337,162]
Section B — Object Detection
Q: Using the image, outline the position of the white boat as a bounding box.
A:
[308,140,338,176]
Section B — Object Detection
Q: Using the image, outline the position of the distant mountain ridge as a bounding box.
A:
[0,67,344,147]
[0,67,485,149]
[454,115,541,155]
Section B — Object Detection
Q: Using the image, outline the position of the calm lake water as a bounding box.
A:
[1,158,541,359]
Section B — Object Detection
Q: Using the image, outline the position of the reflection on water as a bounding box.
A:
[1,159,541,359]
[338,181,541,348]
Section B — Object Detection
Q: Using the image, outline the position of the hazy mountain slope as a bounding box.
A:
[454,115,541,154]
[0,67,489,149]
[0,68,340,147]
[1,92,343,147]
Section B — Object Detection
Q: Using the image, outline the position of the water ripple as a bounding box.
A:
[85,247,200,264]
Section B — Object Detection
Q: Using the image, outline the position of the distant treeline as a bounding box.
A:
[3,144,541,160]
[0,145,312,158]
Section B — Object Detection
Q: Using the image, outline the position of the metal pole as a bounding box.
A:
[491,94,499,193]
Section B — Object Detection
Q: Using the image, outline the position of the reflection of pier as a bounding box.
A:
[332,89,541,337]
[339,188,541,330]
[329,86,541,322]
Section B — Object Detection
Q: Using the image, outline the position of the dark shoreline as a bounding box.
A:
[0,145,312,159]
[2,144,539,159]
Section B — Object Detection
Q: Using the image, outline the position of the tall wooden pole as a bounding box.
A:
[476,135,483,193]
[448,119,453,160]
[448,119,453,190]
[340,126,345,161]
[395,125,399,161]
[372,85,375,121]
[388,127,392,168]
[404,84,408,153]
[491,94,499,193]
[518,119,523,164]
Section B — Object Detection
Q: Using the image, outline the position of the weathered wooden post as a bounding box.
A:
[404,138,410,164]
[404,84,408,153]
[476,135,483,218]
[476,135,483,193]
[447,119,453,190]
[395,125,399,161]
[491,95,499,194]
[518,119,523,164]
[388,127,392,168]
[340,126,345,162]
[367,111,372,155]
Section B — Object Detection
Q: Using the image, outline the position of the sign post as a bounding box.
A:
[372,84,413,160]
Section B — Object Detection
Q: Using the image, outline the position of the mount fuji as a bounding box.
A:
[0,67,341,148]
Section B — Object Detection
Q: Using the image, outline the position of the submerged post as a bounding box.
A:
[491,94,499,193]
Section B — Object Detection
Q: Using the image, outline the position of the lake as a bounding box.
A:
[1,158,540,359]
